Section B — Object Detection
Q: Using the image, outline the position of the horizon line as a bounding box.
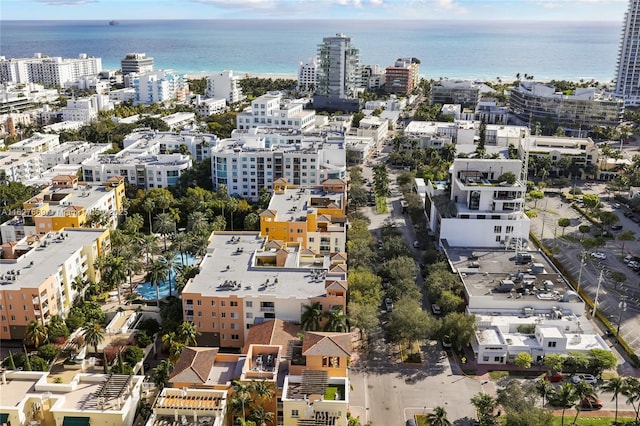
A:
[1,18,622,22]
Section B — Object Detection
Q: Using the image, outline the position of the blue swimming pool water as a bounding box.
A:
[136,254,196,300]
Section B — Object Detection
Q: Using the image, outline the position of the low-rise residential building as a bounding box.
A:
[211,131,346,201]
[445,248,610,364]
[236,92,315,131]
[180,232,347,350]
[0,371,144,426]
[193,95,227,117]
[426,159,530,248]
[40,141,111,169]
[8,133,60,153]
[509,82,623,134]
[0,151,46,183]
[0,53,102,87]
[0,228,110,340]
[1,175,125,243]
[521,136,599,180]
[430,80,495,108]
[403,120,528,150]
[161,112,196,131]
[108,88,136,103]
[206,70,244,105]
[60,95,113,123]
[259,179,347,253]
[122,130,216,162]
[132,70,189,105]
[283,332,351,426]
[355,116,388,147]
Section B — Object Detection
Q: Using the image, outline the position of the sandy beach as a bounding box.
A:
[187,71,298,80]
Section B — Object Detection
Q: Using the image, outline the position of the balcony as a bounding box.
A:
[32,297,39,305]
[184,303,194,310]
[185,315,194,322]
[260,306,275,313]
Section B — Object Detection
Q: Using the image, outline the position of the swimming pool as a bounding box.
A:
[136,254,196,300]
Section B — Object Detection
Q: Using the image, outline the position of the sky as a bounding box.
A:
[0,0,630,21]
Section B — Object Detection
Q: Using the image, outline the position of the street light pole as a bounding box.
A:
[576,252,586,295]
[541,199,548,241]
[617,295,628,342]
[592,269,604,319]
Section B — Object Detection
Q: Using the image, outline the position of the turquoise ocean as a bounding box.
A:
[0,19,622,82]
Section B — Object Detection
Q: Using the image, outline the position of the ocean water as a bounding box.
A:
[0,19,622,82]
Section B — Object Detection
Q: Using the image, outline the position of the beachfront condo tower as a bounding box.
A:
[313,33,362,112]
[615,0,640,106]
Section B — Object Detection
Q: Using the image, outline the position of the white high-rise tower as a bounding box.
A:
[615,0,640,106]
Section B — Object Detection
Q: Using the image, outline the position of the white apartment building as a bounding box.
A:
[40,141,111,169]
[297,57,317,92]
[133,71,188,105]
[426,158,530,248]
[0,151,45,183]
[109,88,136,103]
[211,130,346,201]
[63,75,110,94]
[82,153,191,189]
[206,70,244,105]
[236,92,316,131]
[446,248,609,365]
[61,95,113,123]
[161,112,195,130]
[193,95,227,116]
[8,133,60,153]
[122,130,217,162]
[0,53,102,87]
[521,136,599,180]
[404,120,528,150]
[356,116,388,146]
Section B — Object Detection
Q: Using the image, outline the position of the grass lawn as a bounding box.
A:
[415,414,428,426]
[375,194,388,214]
[324,384,345,401]
[552,416,636,426]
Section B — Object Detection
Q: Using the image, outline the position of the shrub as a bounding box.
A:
[38,344,61,362]
[124,346,144,365]
[136,331,153,348]
[137,318,160,336]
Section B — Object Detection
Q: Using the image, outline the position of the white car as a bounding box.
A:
[591,252,607,260]
[571,374,598,385]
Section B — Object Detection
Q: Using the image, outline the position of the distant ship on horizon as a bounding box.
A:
[109,20,120,26]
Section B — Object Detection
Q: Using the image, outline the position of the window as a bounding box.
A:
[221,301,225,307]
[230,301,238,307]
[291,410,299,418]
[230,312,238,319]
[245,301,252,308]
[211,300,216,306]
[231,323,238,329]
[495,236,501,242]
[186,299,193,305]
[221,323,225,329]
[506,226,513,233]
[246,312,253,319]
[494,226,502,233]
[211,312,216,317]
[212,322,216,328]
[548,341,557,348]
[197,311,202,317]
[221,312,226,318]
[10,315,15,321]
[197,300,202,306]
[231,334,239,340]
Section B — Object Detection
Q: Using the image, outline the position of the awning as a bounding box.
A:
[0,413,9,424]
[62,417,90,426]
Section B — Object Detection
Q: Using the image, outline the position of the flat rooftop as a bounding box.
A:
[0,372,39,407]
[184,233,339,299]
[0,229,106,289]
[445,248,577,302]
[268,187,343,222]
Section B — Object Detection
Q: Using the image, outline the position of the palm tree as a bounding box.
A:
[122,249,143,295]
[426,406,451,426]
[25,320,48,348]
[139,233,160,265]
[187,211,210,235]
[470,393,497,426]
[71,275,89,303]
[176,321,200,346]
[572,382,597,425]
[249,406,274,426]
[622,377,640,422]
[163,250,182,297]
[142,198,155,234]
[602,377,625,423]
[82,321,105,355]
[152,359,172,389]
[146,256,169,306]
[171,232,190,265]
[154,212,176,250]
[552,383,577,426]
[229,380,251,424]
[98,254,127,305]
[300,301,323,331]
[534,379,554,408]
[161,331,178,351]
[323,308,348,332]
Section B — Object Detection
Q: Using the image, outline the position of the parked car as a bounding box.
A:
[624,255,634,264]
[612,224,623,231]
[571,374,598,385]
[628,260,640,270]
[441,335,452,349]
[413,240,420,248]
[544,372,564,383]
[591,252,607,260]
[384,298,394,313]
[431,304,442,315]
[580,397,603,410]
